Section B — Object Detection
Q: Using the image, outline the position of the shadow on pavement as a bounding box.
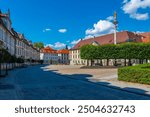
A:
[0,84,15,90]
[0,65,149,100]
[42,65,150,98]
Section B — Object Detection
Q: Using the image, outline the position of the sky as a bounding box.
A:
[0,0,150,49]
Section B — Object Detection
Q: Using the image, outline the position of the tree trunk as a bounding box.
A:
[100,59,103,66]
[128,59,132,66]
[139,59,143,64]
[90,59,93,66]
[114,59,117,66]
[107,59,109,66]
[124,59,126,66]
[142,59,144,64]
[146,59,148,63]
[87,60,89,66]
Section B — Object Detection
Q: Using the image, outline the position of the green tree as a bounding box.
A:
[0,48,11,63]
[34,42,44,49]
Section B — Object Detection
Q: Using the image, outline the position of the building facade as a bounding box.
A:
[40,46,69,64]
[70,31,150,66]
[0,10,40,61]
[57,49,69,64]
[40,46,59,64]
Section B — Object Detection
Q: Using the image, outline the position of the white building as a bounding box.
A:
[57,49,69,64]
[40,46,69,64]
[40,46,59,64]
[0,10,15,55]
[0,10,40,62]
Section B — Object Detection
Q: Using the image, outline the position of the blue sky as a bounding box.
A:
[0,0,150,49]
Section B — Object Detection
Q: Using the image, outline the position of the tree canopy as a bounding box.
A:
[34,42,44,49]
[80,43,150,60]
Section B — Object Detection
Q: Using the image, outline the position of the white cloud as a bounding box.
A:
[54,42,66,48]
[106,16,114,21]
[58,29,67,33]
[84,35,94,39]
[67,46,71,49]
[70,39,81,45]
[122,0,150,20]
[131,13,149,20]
[85,19,114,38]
[123,0,129,3]
[45,44,54,48]
[135,31,144,33]
[43,28,51,32]
[45,42,66,49]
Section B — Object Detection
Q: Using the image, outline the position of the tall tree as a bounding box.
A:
[34,42,44,49]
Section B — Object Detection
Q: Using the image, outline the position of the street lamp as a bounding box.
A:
[0,41,4,77]
[5,47,8,75]
[0,49,2,77]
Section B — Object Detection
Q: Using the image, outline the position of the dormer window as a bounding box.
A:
[91,41,99,46]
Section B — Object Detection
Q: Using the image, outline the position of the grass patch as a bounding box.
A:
[118,63,150,85]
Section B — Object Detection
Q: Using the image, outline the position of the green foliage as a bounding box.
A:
[10,55,17,63]
[80,45,99,60]
[34,42,44,49]
[118,64,150,85]
[0,48,26,64]
[0,48,11,63]
[80,43,150,60]
[16,57,24,63]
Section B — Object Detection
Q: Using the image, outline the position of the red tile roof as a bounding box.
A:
[41,46,57,54]
[0,14,7,18]
[72,31,150,50]
[57,49,69,54]
[141,32,150,43]
[41,47,69,54]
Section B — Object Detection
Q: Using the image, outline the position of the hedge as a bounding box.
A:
[118,64,150,85]
[80,43,150,60]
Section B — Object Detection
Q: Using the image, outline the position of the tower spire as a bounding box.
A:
[7,9,10,17]
[65,45,68,50]
[113,11,118,45]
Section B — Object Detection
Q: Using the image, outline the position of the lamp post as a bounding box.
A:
[5,47,8,75]
[0,41,3,76]
[0,49,2,76]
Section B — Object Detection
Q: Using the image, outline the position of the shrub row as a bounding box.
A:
[80,43,150,60]
[118,64,150,85]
